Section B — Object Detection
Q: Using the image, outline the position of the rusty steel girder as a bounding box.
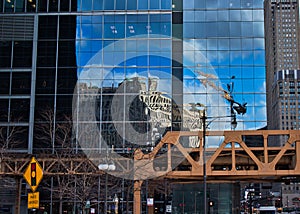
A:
[0,155,103,176]
[133,130,300,181]
[0,130,299,180]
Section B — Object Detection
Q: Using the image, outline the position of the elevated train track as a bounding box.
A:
[0,130,300,180]
[134,130,300,181]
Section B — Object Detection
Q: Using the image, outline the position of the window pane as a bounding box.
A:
[230,10,241,21]
[0,72,10,94]
[161,0,171,9]
[16,0,25,12]
[253,10,263,21]
[13,41,33,68]
[10,99,30,122]
[5,0,14,12]
[81,0,92,11]
[229,22,241,37]
[56,95,73,116]
[127,0,137,10]
[38,0,47,11]
[253,22,264,37]
[38,16,58,40]
[218,0,229,8]
[241,0,253,8]
[104,0,114,10]
[59,15,77,39]
[60,0,70,11]
[34,95,54,120]
[116,0,125,10]
[195,11,205,21]
[206,22,217,37]
[27,0,36,12]
[241,10,252,21]
[150,0,159,9]
[230,0,240,8]
[138,0,148,10]
[242,38,253,50]
[0,41,12,68]
[253,38,264,50]
[207,39,217,50]
[194,1,205,9]
[230,38,241,50]
[206,11,217,21]
[49,0,58,11]
[93,0,103,10]
[218,22,229,37]
[57,68,77,94]
[58,41,76,67]
[13,127,29,149]
[37,41,57,67]
[218,39,229,50]
[0,99,8,122]
[36,69,56,94]
[241,22,253,37]
[184,11,194,22]
[0,0,3,12]
[183,0,194,9]
[206,0,217,9]
[218,10,229,21]
[253,0,263,8]
[11,72,31,95]
[183,23,194,38]
[71,0,77,11]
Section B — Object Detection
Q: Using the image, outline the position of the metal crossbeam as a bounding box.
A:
[0,156,103,175]
[0,130,299,180]
[134,130,300,181]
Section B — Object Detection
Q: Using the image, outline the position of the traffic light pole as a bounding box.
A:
[202,110,207,214]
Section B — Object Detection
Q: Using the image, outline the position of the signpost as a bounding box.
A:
[23,157,43,210]
[28,192,39,209]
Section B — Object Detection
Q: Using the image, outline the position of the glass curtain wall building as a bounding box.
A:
[0,0,266,158]
[0,0,266,213]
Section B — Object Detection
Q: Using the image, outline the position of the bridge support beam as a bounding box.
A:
[15,177,21,214]
[134,180,143,214]
[296,141,300,171]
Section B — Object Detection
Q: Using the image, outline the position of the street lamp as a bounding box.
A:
[98,157,116,214]
[191,96,246,214]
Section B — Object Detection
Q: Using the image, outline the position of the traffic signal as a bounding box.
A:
[31,163,36,186]
[209,201,214,207]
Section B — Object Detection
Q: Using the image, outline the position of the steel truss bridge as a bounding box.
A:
[1,130,300,214]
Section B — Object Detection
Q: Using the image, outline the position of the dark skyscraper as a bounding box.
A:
[264,0,300,131]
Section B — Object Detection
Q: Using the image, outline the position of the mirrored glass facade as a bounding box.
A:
[75,0,266,153]
[182,0,266,131]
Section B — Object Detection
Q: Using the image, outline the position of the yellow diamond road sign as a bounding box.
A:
[23,157,43,192]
